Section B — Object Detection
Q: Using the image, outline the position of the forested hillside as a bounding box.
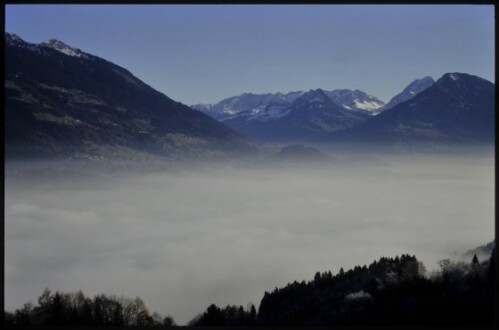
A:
[5,250,494,327]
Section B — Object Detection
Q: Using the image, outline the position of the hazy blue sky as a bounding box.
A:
[5,4,494,105]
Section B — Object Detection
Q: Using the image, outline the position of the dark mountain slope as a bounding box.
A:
[5,33,251,159]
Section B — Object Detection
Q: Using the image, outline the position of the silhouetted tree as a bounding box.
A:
[189,303,258,326]
[7,289,171,327]
[249,304,257,324]
[7,249,494,327]
[4,311,15,326]
[50,292,66,325]
[14,302,33,325]
[163,314,176,326]
[472,254,480,270]
[257,253,494,326]
[203,304,225,326]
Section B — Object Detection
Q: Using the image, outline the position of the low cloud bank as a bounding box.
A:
[5,152,494,324]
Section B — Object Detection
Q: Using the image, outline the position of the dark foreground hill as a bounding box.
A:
[256,253,494,326]
[6,250,493,327]
[5,33,252,160]
[328,73,495,146]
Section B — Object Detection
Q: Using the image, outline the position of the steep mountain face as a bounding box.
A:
[328,73,494,145]
[324,89,385,114]
[5,33,250,159]
[222,89,369,142]
[381,76,435,112]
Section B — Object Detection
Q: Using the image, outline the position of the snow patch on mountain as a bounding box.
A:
[5,32,25,45]
[353,99,384,111]
[194,87,387,124]
[5,32,42,54]
[325,89,385,114]
[6,33,93,60]
[192,91,304,120]
[41,39,89,58]
[249,104,292,122]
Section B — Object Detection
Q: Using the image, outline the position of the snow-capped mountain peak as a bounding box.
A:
[191,91,304,120]
[5,32,43,54]
[5,32,92,59]
[5,32,26,46]
[41,39,89,58]
[324,89,385,114]
[296,89,331,105]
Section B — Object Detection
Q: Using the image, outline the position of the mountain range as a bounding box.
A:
[194,73,493,145]
[192,88,385,120]
[5,32,494,159]
[217,89,371,142]
[328,72,494,145]
[5,33,252,160]
[192,77,440,143]
[191,78,439,124]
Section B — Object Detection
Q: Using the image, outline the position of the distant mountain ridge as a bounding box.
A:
[192,91,304,120]
[324,89,385,115]
[328,72,494,145]
[192,88,385,121]
[381,76,435,111]
[219,89,370,142]
[5,32,252,159]
[194,77,439,122]
[191,77,443,143]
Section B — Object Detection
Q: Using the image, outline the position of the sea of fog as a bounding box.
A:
[4,152,494,324]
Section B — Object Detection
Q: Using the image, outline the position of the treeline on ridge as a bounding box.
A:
[4,290,175,327]
[5,250,495,327]
[257,252,494,326]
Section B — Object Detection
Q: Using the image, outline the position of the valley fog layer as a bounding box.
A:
[4,152,494,324]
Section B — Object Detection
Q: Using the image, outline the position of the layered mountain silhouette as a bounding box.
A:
[192,91,304,120]
[220,89,370,142]
[6,32,493,155]
[193,89,384,121]
[5,33,251,159]
[327,73,494,145]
